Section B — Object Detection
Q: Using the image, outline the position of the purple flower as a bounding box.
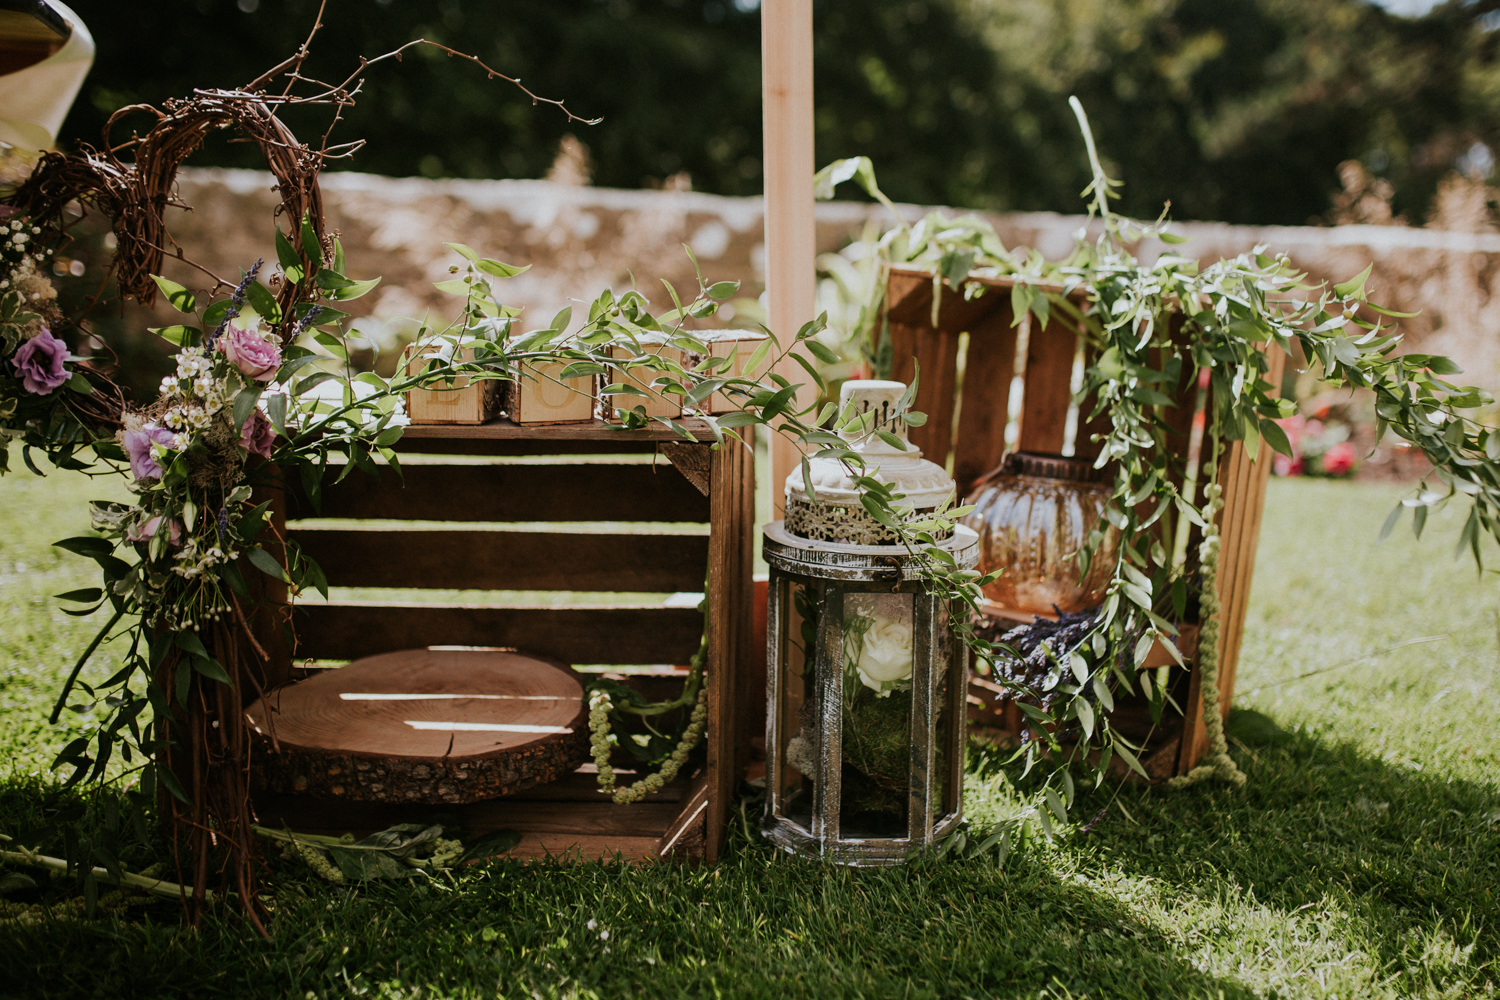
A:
[219,323,282,382]
[11,327,71,395]
[239,406,276,459]
[126,515,183,547]
[121,423,180,481]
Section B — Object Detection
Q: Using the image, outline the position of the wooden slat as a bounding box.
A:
[291,528,709,594]
[397,418,716,446]
[885,270,1005,332]
[294,603,703,665]
[1016,316,1079,455]
[705,430,755,863]
[952,303,1018,496]
[288,464,710,523]
[1216,345,1285,719]
[890,324,959,463]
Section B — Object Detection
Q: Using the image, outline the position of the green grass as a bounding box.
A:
[1,471,1497,999]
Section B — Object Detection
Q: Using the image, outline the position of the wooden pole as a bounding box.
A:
[761,0,816,514]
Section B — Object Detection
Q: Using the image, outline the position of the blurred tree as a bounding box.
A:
[51,0,1500,224]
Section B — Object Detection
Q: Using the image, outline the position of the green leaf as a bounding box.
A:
[190,655,233,686]
[246,546,288,582]
[275,228,303,284]
[444,242,480,262]
[460,829,523,864]
[54,536,113,559]
[300,214,321,261]
[707,280,739,300]
[1259,417,1293,458]
[1378,502,1403,542]
[1075,697,1095,739]
[476,258,530,279]
[151,325,201,348]
[1112,741,1150,780]
[152,276,196,314]
[244,278,282,324]
[805,340,840,365]
[232,386,262,431]
[266,392,288,435]
[1158,231,1189,244]
[332,277,381,301]
[432,279,472,296]
[743,337,773,379]
[54,588,104,603]
[1333,264,1373,301]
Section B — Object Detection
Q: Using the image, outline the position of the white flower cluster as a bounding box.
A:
[159,346,226,410]
[171,537,231,579]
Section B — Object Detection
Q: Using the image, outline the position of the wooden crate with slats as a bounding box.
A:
[884,265,1281,777]
[250,418,754,862]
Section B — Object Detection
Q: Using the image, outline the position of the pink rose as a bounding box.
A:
[126,515,183,547]
[240,406,276,459]
[1320,441,1356,477]
[121,423,180,481]
[220,325,282,382]
[1272,455,1304,477]
[11,327,72,394]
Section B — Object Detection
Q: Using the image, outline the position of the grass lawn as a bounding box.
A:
[0,468,1496,999]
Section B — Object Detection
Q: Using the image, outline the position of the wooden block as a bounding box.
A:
[889,323,961,464]
[246,648,589,804]
[404,344,501,425]
[505,360,595,425]
[702,330,770,414]
[608,339,684,420]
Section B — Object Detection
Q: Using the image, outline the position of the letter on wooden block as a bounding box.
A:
[403,344,500,425]
[505,361,595,424]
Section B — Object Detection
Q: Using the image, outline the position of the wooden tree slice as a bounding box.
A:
[247,649,590,804]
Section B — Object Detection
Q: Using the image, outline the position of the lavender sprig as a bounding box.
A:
[207,258,265,348]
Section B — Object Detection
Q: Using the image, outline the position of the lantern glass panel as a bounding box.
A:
[839,590,915,838]
[776,578,816,833]
[932,599,955,825]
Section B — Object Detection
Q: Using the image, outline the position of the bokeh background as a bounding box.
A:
[59,0,1500,225]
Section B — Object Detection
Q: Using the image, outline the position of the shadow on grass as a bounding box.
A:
[2,711,1495,999]
[0,792,1262,1000]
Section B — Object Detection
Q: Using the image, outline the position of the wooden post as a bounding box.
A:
[762,0,817,513]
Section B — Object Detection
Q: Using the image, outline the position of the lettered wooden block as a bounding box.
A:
[701,330,770,414]
[607,337,684,420]
[403,344,500,425]
[504,360,596,425]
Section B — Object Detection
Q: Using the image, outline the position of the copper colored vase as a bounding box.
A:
[962,452,1117,617]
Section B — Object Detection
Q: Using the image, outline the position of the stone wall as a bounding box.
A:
[140,167,1500,392]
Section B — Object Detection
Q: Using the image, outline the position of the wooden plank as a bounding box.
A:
[287,463,712,523]
[705,432,754,863]
[291,528,709,594]
[658,771,711,861]
[395,417,717,446]
[404,345,502,425]
[952,303,1018,496]
[505,360,595,425]
[1016,316,1078,455]
[890,324,961,463]
[884,270,1005,332]
[294,603,703,666]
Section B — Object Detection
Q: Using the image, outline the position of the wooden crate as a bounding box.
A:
[256,418,755,862]
[607,339,684,420]
[403,344,501,425]
[884,265,1282,777]
[701,330,770,414]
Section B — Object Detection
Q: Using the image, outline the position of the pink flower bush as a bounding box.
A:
[122,423,180,481]
[11,327,71,394]
[1320,441,1357,477]
[240,407,276,459]
[220,323,281,382]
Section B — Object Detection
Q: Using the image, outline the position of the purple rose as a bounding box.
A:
[220,325,282,382]
[240,406,276,459]
[11,327,71,395]
[121,423,180,481]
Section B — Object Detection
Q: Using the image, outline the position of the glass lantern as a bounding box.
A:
[762,381,979,865]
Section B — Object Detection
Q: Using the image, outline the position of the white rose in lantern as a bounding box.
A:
[856,615,914,695]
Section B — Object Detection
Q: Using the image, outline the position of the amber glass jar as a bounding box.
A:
[962,452,1117,617]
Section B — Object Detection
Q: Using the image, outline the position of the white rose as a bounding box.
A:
[856,615,913,694]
